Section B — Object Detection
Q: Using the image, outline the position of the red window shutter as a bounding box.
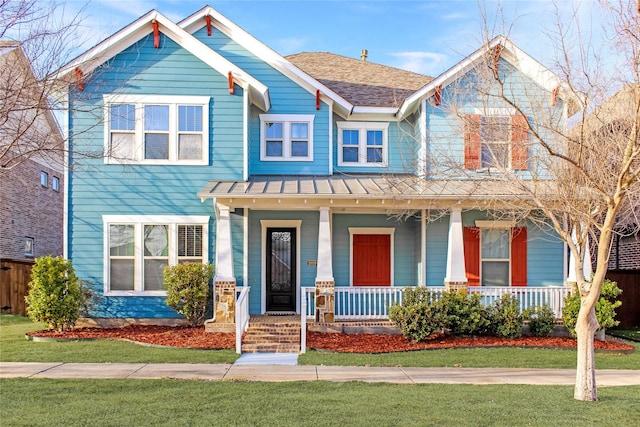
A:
[511,227,527,286]
[511,115,529,170]
[464,114,481,169]
[353,234,391,286]
[463,227,480,286]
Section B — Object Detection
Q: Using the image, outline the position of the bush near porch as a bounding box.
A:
[389,289,556,342]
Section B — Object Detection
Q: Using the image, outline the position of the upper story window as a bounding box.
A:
[52,176,60,192]
[464,112,529,170]
[40,171,48,187]
[337,122,388,167]
[103,215,209,296]
[104,95,210,165]
[259,114,314,161]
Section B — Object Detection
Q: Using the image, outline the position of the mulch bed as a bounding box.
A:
[27,325,635,353]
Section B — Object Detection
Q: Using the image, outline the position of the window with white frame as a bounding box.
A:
[104,95,210,165]
[337,122,388,166]
[480,116,511,168]
[103,215,209,295]
[52,176,60,191]
[40,171,48,187]
[480,228,510,286]
[259,114,314,161]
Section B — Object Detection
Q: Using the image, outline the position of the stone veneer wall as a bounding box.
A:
[315,281,335,322]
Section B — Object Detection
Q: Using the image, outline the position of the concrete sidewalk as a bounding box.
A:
[2,362,639,386]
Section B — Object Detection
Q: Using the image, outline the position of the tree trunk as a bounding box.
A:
[574,298,599,401]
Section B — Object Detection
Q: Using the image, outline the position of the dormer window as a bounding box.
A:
[464,113,529,170]
[337,122,388,167]
[259,114,314,161]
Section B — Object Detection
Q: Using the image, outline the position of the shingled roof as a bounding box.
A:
[286,52,433,108]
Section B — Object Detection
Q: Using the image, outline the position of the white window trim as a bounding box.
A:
[260,220,302,314]
[337,122,389,167]
[259,114,314,161]
[478,226,512,287]
[102,215,209,296]
[348,227,395,286]
[103,94,210,166]
[52,176,60,192]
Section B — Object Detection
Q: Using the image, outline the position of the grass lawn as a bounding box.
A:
[298,341,640,369]
[0,315,238,364]
[1,379,639,426]
[2,314,638,369]
[609,327,640,342]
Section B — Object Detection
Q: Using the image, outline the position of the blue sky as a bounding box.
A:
[60,0,602,77]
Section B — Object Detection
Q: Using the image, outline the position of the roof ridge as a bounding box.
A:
[286,51,432,78]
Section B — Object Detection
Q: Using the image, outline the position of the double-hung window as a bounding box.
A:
[259,114,314,161]
[104,95,209,165]
[480,228,511,287]
[104,215,209,296]
[337,122,388,166]
[464,111,529,170]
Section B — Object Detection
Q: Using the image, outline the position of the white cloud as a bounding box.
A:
[389,51,450,76]
[273,37,309,56]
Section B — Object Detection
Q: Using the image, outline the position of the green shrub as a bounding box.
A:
[523,304,556,337]
[440,290,491,336]
[163,263,213,326]
[25,256,86,331]
[388,287,446,342]
[562,279,622,337]
[489,294,523,338]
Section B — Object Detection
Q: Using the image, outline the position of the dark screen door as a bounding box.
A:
[266,228,296,312]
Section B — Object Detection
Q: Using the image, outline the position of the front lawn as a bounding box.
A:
[0,315,238,364]
[1,379,639,426]
[2,314,638,369]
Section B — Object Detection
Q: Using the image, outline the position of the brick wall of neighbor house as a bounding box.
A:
[608,233,640,271]
[0,158,63,260]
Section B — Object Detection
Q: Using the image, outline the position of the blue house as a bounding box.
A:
[55,6,585,340]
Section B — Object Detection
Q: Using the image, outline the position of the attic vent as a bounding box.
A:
[361,49,368,62]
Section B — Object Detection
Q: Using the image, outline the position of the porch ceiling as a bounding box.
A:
[198,175,548,209]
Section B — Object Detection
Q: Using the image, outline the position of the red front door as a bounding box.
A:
[352,234,391,286]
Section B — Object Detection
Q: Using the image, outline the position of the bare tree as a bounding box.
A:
[431,0,638,401]
[0,0,86,172]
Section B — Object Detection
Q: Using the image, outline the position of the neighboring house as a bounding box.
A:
[580,85,640,327]
[0,42,64,315]
[54,6,583,328]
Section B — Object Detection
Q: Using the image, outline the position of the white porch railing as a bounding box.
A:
[235,286,250,354]
[302,286,571,321]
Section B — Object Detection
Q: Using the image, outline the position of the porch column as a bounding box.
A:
[315,207,335,322]
[567,228,593,284]
[214,204,236,324]
[444,208,468,291]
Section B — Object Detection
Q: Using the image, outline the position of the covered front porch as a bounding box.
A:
[198,175,585,353]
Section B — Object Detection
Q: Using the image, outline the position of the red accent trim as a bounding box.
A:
[353,235,391,286]
[551,86,559,106]
[511,115,529,170]
[74,67,84,92]
[464,227,480,286]
[316,90,321,110]
[206,15,212,36]
[493,44,502,70]
[152,20,159,48]
[434,85,442,106]
[228,71,234,95]
[464,114,481,169]
[511,227,528,286]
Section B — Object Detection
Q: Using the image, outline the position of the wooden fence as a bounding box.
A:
[0,258,34,316]
[606,270,640,327]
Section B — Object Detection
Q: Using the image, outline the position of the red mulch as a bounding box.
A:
[27,325,635,353]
